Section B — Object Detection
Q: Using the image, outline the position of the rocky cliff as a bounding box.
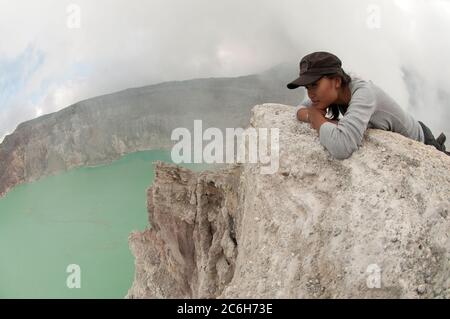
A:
[0,63,302,198]
[127,103,450,298]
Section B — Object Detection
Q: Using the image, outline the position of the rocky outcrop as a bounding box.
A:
[127,162,241,298]
[0,63,302,198]
[127,103,450,298]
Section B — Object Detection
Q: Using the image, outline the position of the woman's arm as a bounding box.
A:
[319,86,376,159]
[298,107,339,126]
[326,119,339,125]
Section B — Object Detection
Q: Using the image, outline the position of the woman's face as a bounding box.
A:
[305,76,340,110]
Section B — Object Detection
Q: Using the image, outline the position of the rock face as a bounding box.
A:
[0,63,302,198]
[127,103,450,298]
[127,163,241,298]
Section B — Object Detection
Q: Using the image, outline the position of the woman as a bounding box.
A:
[287,51,449,159]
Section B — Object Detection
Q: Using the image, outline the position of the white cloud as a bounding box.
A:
[0,0,449,147]
[35,107,43,117]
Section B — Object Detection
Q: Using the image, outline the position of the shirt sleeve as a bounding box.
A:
[319,85,376,159]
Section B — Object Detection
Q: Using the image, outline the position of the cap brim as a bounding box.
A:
[286,74,322,89]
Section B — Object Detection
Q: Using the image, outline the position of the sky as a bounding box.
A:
[1,0,450,145]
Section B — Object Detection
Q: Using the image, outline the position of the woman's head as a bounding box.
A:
[305,70,352,111]
[287,51,352,119]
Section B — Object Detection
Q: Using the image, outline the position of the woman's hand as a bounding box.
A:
[297,107,338,132]
[297,108,309,122]
[308,107,328,130]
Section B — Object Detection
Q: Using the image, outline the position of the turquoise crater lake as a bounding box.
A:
[0,149,209,298]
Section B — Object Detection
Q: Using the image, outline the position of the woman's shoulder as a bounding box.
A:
[347,71,370,83]
[347,71,374,92]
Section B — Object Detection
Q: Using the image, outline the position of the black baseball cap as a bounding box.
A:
[287,51,344,89]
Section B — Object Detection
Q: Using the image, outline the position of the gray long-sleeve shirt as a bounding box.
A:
[295,75,425,159]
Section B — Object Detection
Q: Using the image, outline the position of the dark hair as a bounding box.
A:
[323,70,352,120]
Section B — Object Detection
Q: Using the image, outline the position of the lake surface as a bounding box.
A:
[0,149,210,298]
